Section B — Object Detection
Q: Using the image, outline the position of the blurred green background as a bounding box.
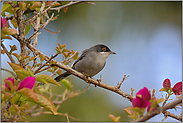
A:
[1,1,182,122]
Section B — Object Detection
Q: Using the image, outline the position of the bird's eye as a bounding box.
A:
[102,47,107,51]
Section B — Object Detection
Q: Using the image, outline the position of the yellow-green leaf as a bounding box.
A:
[108,114,121,122]
[62,48,70,53]
[3,92,13,100]
[15,69,32,81]
[35,74,60,86]
[39,53,44,63]
[9,45,17,54]
[2,3,11,13]
[4,79,14,91]
[21,55,30,62]
[17,88,37,102]
[19,2,27,10]
[30,94,58,115]
[30,2,42,10]
[25,24,31,36]
[12,53,19,60]
[29,56,35,61]
[61,79,70,90]
[27,68,34,77]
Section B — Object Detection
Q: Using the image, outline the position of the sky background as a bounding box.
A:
[1,1,182,122]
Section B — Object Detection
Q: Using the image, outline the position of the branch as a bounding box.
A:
[1,43,15,63]
[50,1,84,12]
[1,68,17,78]
[27,43,134,101]
[25,1,57,26]
[26,13,58,43]
[33,53,59,75]
[32,1,45,47]
[135,97,182,122]
[163,110,182,122]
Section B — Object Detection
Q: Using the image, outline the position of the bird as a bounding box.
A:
[55,44,116,82]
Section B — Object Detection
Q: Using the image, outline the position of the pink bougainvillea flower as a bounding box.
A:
[1,17,8,29]
[132,87,151,109]
[147,97,156,112]
[147,102,154,112]
[17,77,35,91]
[163,78,171,90]
[136,87,151,101]
[132,97,150,108]
[172,81,182,95]
[5,77,15,90]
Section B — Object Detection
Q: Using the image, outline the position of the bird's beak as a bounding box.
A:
[110,51,116,54]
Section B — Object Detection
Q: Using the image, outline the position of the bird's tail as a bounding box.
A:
[55,72,71,82]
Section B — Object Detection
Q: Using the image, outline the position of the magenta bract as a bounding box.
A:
[1,17,7,29]
[163,78,171,90]
[172,81,182,95]
[136,87,151,101]
[132,87,151,109]
[132,97,150,108]
[17,77,35,91]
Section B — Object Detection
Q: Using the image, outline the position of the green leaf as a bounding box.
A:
[4,79,14,90]
[39,54,44,63]
[30,94,58,115]
[127,107,142,116]
[108,114,121,122]
[21,55,30,62]
[2,27,17,35]
[9,45,17,54]
[61,48,70,53]
[61,79,70,90]
[8,62,23,71]
[15,69,32,81]
[29,56,35,61]
[72,52,79,60]
[12,53,19,60]
[35,74,61,86]
[11,94,20,104]
[27,68,34,77]
[30,2,42,10]
[19,2,27,10]
[1,4,11,13]
[3,92,13,100]
[25,24,31,36]
[17,88,37,102]
[159,88,167,92]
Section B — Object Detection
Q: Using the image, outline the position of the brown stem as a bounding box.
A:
[16,9,27,68]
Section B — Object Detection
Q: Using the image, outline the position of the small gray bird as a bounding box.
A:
[55,44,116,82]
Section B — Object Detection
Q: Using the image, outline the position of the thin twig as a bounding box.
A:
[163,110,182,122]
[33,53,59,75]
[1,43,15,63]
[26,13,59,43]
[25,1,57,25]
[50,1,84,12]
[1,68,17,78]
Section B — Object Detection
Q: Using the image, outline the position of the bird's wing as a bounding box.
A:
[72,48,90,69]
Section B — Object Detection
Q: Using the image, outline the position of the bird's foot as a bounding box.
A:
[82,72,89,83]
